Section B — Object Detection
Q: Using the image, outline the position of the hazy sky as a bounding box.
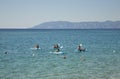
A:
[0,0,120,28]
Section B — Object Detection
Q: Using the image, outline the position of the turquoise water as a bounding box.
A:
[0,29,120,79]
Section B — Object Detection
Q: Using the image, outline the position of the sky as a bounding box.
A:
[0,0,120,28]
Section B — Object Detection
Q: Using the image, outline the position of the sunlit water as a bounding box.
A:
[0,29,120,79]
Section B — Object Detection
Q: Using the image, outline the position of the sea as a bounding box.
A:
[0,29,120,79]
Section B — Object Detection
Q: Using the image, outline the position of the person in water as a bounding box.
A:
[4,51,8,54]
[53,44,60,52]
[77,44,85,52]
[35,44,39,49]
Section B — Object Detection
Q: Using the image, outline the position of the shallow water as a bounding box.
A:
[0,29,120,79]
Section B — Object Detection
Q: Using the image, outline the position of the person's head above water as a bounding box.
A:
[4,51,8,54]
[54,44,59,48]
[35,44,39,48]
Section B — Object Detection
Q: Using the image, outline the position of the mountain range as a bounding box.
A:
[32,21,120,29]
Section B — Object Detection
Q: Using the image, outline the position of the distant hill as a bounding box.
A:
[32,21,120,29]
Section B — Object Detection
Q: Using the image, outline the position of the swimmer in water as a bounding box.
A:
[77,44,85,52]
[34,44,40,49]
[63,56,66,59]
[4,51,8,54]
[53,44,60,52]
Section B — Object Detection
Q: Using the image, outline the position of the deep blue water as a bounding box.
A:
[0,29,120,79]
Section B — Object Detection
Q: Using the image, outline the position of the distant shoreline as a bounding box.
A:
[32,21,120,29]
